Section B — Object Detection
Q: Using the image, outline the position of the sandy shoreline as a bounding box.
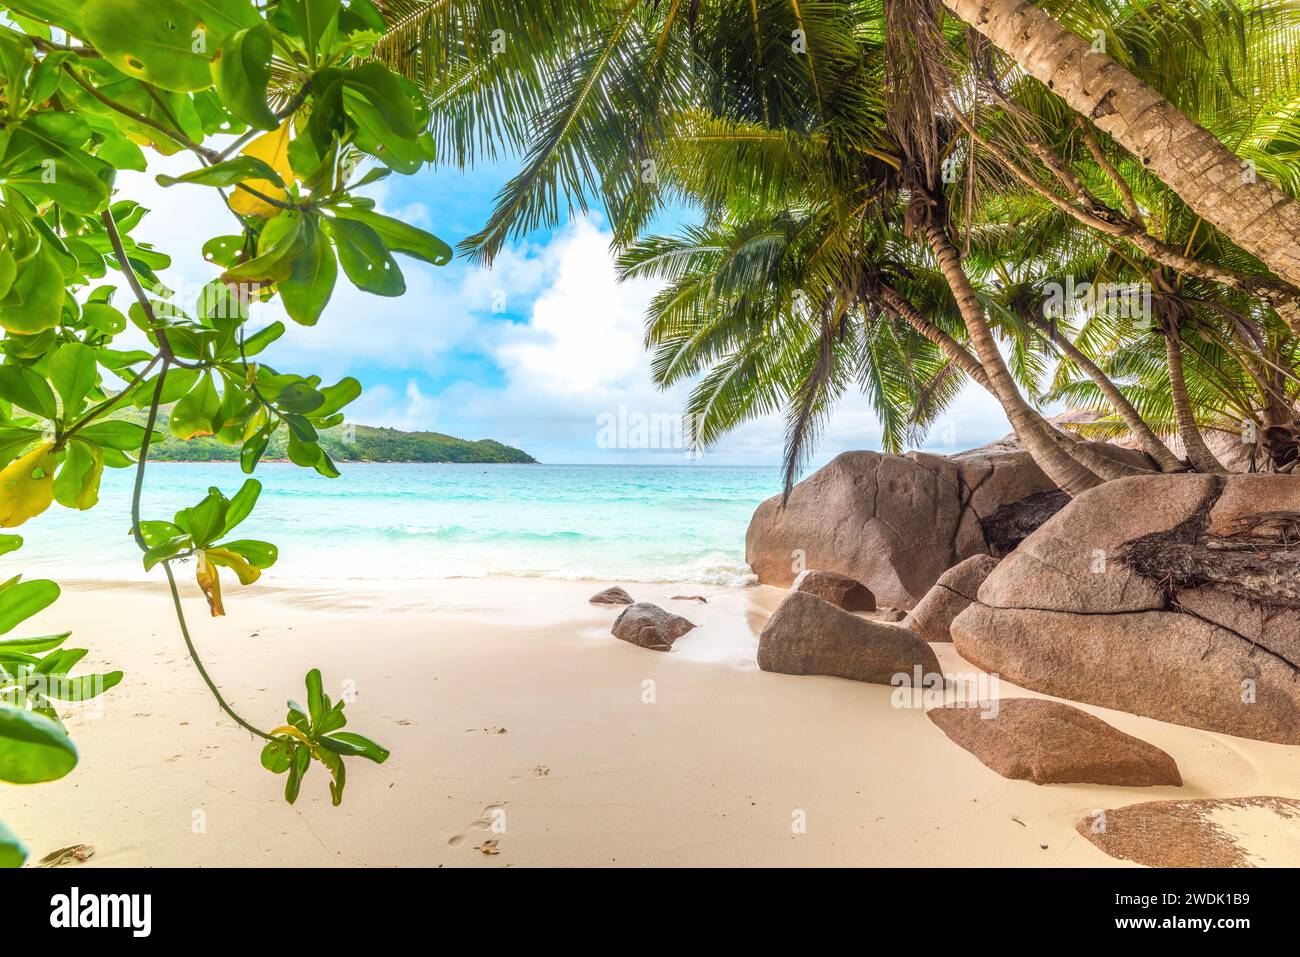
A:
[3,575,1298,867]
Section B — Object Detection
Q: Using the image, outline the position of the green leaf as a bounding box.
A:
[284,743,309,803]
[0,250,16,302]
[276,381,324,414]
[0,534,22,558]
[0,430,41,469]
[260,737,292,773]
[76,420,161,451]
[240,424,272,473]
[222,214,301,285]
[202,235,246,269]
[314,377,361,418]
[142,535,190,570]
[286,699,310,732]
[341,63,420,140]
[82,302,128,336]
[0,632,69,654]
[132,366,201,409]
[44,671,124,701]
[323,217,404,296]
[4,0,83,33]
[169,374,221,440]
[278,218,337,325]
[86,117,149,172]
[176,487,227,547]
[1,115,115,214]
[222,478,260,534]
[0,816,28,868]
[49,342,98,419]
[181,0,261,38]
[325,731,389,764]
[315,700,346,735]
[138,520,183,547]
[156,155,283,189]
[0,242,66,335]
[35,647,88,675]
[242,322,284,355]
[0,704,77,784]
[329,204,452,266]
[282,0,341,61]
[0,365,57,421]
[322,748,345,806]
[0,578,59,635]
[81,0,218,93]
[52,441,103,511]
[212,24,277,131]
[305,668,324,727]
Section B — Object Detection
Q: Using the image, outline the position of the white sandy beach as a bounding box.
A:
[4,576,1299,867]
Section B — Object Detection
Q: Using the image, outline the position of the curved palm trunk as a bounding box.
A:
[1042,419,1155,481]
[877,283,990,388]
[1024,313,1184,472]
[944,0,1300,308]
[885,280,1154,480]
[923,222,1104,496]
[1164,326,1227,473]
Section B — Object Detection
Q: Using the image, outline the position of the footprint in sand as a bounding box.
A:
[446,804,508,847]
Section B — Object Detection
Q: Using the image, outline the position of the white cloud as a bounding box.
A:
[367,217,1012,465]
[111,156,1012,466]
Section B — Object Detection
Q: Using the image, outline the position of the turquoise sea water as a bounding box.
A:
[13,463,782,587]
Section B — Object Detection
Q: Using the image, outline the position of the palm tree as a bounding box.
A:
[618,211,1003,492]
[944,0,1300,305]
[374,0,1300,490]
[954,1,1300,470]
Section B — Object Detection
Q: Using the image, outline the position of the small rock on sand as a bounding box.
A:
[792,569,876,611]
[590,586,634,605]
[612,602,697,651]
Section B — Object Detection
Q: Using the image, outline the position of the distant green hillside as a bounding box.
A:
[136,412,536,464]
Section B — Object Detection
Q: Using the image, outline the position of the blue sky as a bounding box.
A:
[127,155,1013,467]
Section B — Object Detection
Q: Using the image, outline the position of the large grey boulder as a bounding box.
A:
[952,474,1300,744]
[758,591,940,684]
[907,554,1000,642]
[745,436,1151,609]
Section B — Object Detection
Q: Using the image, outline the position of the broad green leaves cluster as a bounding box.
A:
[0,536,119,867]
[0,0,451,864]
[0,340,161,527]
[261,669,388,806]
[141,479,276,615]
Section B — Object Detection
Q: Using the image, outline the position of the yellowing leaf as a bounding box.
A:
[195,550,225,617]
[0,443,56,528]
[229,118,294,218]
[206,546,262,586]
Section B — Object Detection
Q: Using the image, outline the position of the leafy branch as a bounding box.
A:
[0,0,446,864]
